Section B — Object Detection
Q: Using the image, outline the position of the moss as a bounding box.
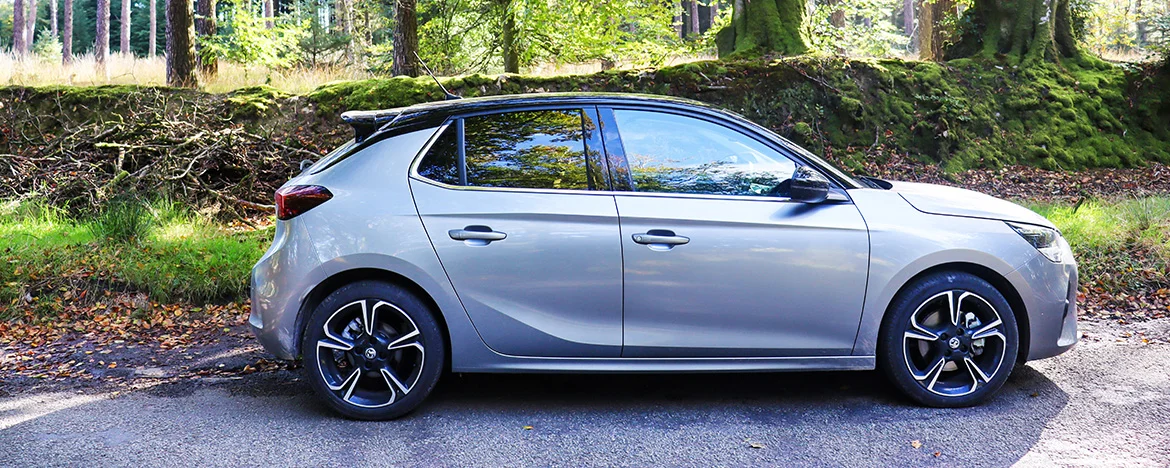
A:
[722,0,809,58]
[3,57,1170,173]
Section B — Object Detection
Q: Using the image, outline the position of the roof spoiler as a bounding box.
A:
[340,109,404,143]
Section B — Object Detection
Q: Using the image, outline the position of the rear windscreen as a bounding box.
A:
[307,139,357,174]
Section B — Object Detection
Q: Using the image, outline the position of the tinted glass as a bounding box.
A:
[417,125,460,185]
[613,110,797,197]
[464,110,589,190]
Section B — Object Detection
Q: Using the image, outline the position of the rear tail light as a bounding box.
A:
[275,185,333,220]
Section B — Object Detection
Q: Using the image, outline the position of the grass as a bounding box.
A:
[1028,197,1170,295]
[0,198,271,319]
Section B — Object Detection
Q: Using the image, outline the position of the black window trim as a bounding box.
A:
[408,105,615,195]
[598,105,852,204]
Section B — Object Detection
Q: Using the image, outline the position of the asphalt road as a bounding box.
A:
[1,319,1168,467]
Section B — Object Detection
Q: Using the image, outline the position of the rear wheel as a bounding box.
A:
[878,272,1018,407]
[302,280,445,420]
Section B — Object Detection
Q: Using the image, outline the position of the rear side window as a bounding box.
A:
[416,109,596,191]
[417,127,460,185]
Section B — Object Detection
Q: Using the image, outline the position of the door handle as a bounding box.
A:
[632,232,690,246]
[449,227,507,242]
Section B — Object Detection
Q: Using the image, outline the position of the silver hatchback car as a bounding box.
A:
[251,93,1078,420]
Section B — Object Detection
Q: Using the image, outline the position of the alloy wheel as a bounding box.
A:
[315,299,426,408]
[902,290,1008,397]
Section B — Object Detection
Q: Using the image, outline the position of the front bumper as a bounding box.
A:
[1007,250,1079,361]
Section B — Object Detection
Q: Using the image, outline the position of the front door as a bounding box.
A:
[607,108,870,357]
[410,108,623,357]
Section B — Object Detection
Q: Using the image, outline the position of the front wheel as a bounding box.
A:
[878,272,1019,407]
[302,280,445,420]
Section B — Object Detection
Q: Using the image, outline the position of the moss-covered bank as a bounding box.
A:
[304,58,1170,172]
[2,57,1168,206]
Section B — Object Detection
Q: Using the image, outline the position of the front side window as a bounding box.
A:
[613,110,797,197]
[416,109,593,190]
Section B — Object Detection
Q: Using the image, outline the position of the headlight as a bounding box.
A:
[1007,222,1064,263]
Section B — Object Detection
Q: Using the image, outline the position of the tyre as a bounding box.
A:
[877,271,1019,407]
[302,280,445,420]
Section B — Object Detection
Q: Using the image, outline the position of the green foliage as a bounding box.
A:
[206,0,309,69]
[806,0,909,57]
[395,0,687,75]
[92,197,152,243]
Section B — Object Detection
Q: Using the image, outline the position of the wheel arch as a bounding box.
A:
[879,262,1031,364]
[295,267,453,372]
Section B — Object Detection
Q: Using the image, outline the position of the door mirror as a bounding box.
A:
[789,166,831,203]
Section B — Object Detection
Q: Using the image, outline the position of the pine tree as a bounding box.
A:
[63,0,73,62]
[165,0,197,87]
[392,0,419,76]
[96,0,109,79]
[149,0,156,55]
[120,0,130,54]
[13,0,27,55]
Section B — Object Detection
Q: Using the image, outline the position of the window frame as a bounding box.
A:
[409,105,612,194]
[599,106,851,204]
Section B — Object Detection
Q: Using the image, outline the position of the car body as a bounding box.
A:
[250,93,1078,419]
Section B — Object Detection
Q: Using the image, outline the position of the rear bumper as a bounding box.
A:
[249,220,321,360]
[1007,252,1079,361]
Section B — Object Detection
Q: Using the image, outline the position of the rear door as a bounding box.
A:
[410,107,624,357]
[605,108,870,358]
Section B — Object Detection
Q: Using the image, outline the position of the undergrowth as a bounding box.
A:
[1028,197,1170,300]
[0,198,270,319]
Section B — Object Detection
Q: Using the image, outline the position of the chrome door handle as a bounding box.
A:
[632,233,690,246]
[449,227,507,242]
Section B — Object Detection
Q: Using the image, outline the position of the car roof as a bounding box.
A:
[340,92,734,143]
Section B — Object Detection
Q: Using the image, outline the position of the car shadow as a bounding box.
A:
[0,363,1069,466]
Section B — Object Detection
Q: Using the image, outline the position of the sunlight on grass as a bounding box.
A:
[0,198,271,310]
[0,52,373,94]
[1029,197,1170,295]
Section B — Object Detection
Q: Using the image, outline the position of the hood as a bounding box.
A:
[889,181,1056,229]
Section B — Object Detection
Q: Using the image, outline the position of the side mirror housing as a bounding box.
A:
[790,166,831,203]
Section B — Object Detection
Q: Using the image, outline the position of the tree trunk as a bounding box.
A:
[50,0,58,39]
[149,0,157,56]
[13,0,27,55]
[903,0,914,34]
[674,2,683,39]
[917,0,952,60]
[392,0,419,76]
[120,0,130,54]
[827,0,845,28]
[688,0,700,36]
[62,0,72,63]
[263,0,273,29]
[500,0,519,73]
[27,0,38,48]
[195,0,216,76]
[166,0,197,87]
[96,0,110,78]
[1135,0,1147,45]
[339,0,354,63]
[952,0,1080,63]
[709,0,718,28]
[719,0,808,57]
